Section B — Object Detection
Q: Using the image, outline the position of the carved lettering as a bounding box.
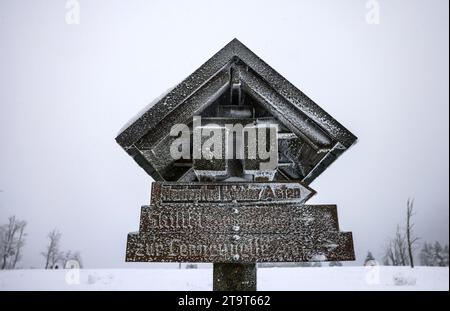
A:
[154,182,314,204]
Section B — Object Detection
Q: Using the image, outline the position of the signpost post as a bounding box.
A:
[116,39,357,291]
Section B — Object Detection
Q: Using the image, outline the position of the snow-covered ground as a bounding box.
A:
[0,266,448,291]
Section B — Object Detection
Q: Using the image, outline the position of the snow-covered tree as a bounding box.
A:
[420,242,434,266]
[42,229,63,269]
[63,250,83,269]
[442,245,449,267]
[383,226,410,266]
[419,242,449,266]
[433,242,447,267]
[11,221,26,269]
[0,216,27,269]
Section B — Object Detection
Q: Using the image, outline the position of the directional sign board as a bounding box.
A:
[125,181,354,264]
[139,203,339,234]
[150,181,316,205]
[126,231,354,263]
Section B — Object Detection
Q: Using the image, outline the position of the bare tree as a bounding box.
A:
[406,199,419,268]
[395,225,409,266]
[42,229,63,269]
[0,216,27,269]
[1,217,17,269]
[11,220,27,269]
[383,240,398,266]
[383,199,420,267]
[383,225,409,266]
[63,250,72,267]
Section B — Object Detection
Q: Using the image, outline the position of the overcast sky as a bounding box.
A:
[0,0,448,269]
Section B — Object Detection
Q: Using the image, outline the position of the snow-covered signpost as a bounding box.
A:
[116,39,357,291]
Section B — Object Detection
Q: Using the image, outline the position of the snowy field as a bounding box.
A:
[0,267,448,291]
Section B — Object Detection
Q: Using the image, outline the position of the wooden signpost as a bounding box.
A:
[127,182,354,263]
[116,39,357,291]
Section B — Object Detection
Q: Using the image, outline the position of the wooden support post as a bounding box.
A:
[213,263,256,291]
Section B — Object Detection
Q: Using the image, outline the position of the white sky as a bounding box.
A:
[0,0,448,268]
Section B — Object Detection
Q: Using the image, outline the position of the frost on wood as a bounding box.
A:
[126,231,354,263]
[115,38,357,184]
[116,39,357,290]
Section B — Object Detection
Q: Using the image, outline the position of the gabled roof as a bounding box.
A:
[116,39,357,184]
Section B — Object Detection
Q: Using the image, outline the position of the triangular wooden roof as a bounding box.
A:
[116,39,357,184]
